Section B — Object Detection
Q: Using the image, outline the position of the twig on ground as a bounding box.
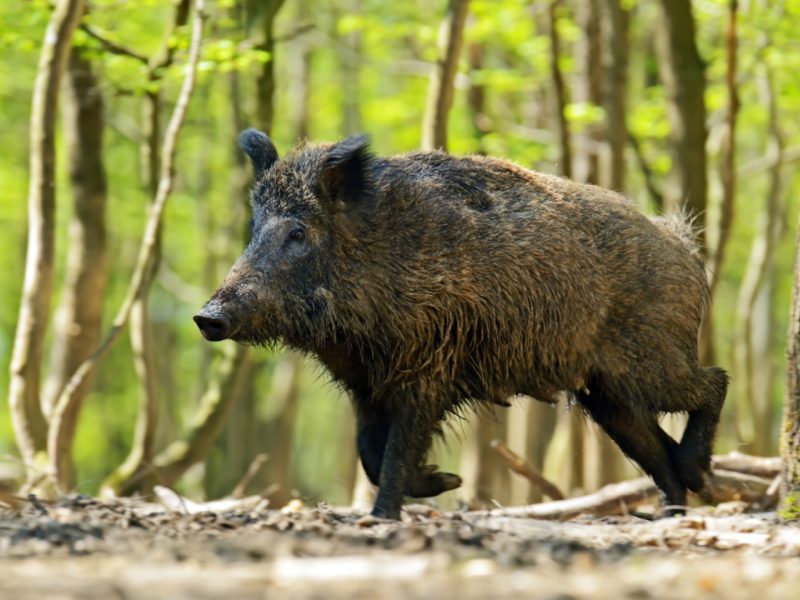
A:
[229,454,269,500]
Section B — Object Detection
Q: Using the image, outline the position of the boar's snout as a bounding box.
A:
[193,307,231,342]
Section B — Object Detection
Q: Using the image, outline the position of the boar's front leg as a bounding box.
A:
[370,404,430,520]
[355,401,461,518]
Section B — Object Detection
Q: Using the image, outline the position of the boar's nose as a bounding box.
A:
[193,311,231,342]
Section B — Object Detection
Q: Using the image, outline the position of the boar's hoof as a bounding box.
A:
[406,468,462,498]
[193,313,230,341]
[662,506,688,518]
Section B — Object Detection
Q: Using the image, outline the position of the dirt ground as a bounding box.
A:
[2,495,800,600]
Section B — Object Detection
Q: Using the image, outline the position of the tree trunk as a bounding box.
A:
[572,0,601,185]
[339,0,362,137]
[257,353,302,508]
[654,0,708,228]
[710,0,739,302]
[39,50,109,489]
[459,406,511,508]
[146,343,251,489]
[654,0,711,365]
[254,0,287,135]
[421,0,470,152]
[733,60,783,455]
[525,400,557,504]
[781,187,800,512]
[8,0,85,482]
[599,0,628,192]
[548,0,571,179]
[467,42,491,153]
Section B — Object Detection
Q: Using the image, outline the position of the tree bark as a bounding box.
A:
[421,0,470,152]
[39,50,109,489]
[48,0,207,494]
[548,0,571,179]
[8,0,85,482]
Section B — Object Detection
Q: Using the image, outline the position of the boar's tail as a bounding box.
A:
[649,210,703,258]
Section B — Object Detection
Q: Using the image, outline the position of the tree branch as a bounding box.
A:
[79,24,148,64]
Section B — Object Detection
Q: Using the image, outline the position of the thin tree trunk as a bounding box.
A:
[339,0,362,137]
[257,353,302,508]
[548,0,571,179]
[781,183,800,513]
[654,0,708,228]
[710,0,739,302]
[147,344,250,488]
[525,400,557,504]
[8,0,85,483]
[654,0,711,364]
[39,50,109,489]
[48,0,206,494]
[459,406,511,507]
[421,0,470,152]
[291,0,311,141]
[599,0,628,192]
[572,0,601,185]
[467,42,491,153]
[255,0,287,135]
[733,60,783,454]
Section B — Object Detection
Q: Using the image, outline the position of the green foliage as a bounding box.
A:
[779,493,800,521]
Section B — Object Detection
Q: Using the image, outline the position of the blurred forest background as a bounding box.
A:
[1,0,799,510]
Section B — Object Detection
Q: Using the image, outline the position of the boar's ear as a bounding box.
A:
[237,128,279,179]
[316,133,374,212]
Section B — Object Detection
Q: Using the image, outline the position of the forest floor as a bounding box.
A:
[2,495,800,600]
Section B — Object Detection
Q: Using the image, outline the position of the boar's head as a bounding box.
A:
[194,128,377,349]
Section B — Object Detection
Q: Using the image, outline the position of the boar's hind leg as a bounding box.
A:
[670,366,729,496]
[579,388,687,515]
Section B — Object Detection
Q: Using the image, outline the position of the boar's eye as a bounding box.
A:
[288,228,305,241]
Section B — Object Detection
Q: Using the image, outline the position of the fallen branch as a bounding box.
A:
[476,468,775,521]
[707,469,773,504]
[480,477,658,520]
[490,439,564,501]
[46,0,207,494]
[711,452,780,479]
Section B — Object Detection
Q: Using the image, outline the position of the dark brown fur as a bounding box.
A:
[195,130,728,519]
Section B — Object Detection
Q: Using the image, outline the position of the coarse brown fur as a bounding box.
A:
[195,130,729,519]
